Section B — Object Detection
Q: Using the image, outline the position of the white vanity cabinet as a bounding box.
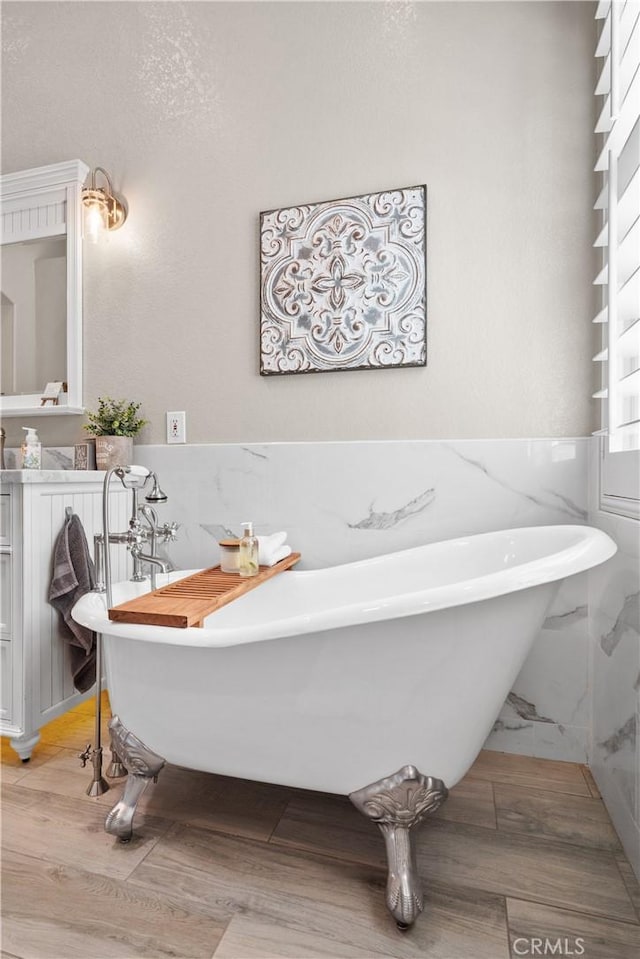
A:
[0,471,131,760]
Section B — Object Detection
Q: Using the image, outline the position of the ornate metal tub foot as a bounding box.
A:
[349,765,448,930]
[104,716,165,842]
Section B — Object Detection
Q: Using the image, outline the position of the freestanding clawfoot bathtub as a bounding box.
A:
[72,524,616,929]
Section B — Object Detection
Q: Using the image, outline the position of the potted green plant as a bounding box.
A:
[84,396,148,470]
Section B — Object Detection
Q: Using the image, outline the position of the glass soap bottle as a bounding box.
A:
[238,521,259,578]
[21,427,42,469]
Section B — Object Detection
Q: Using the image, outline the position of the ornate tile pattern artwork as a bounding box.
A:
[260,185,426,375]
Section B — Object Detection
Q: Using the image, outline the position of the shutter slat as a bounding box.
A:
[594,181,608,210]
[596,9,611,56]
[620,0,640,52]
[596,52,611,94]
[618,416,640,430]
[618,165,640,238]
[618,216,640,286]
[619,315,640,341]
[596,94,613,133]
[619,366,640,394]
[594,264,609,285]
[595,67,640,168]
[619,16,640,102]
[618,264,640,323]
[594,222,608,247]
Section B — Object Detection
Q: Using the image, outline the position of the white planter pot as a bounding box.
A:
[94,436,133,471]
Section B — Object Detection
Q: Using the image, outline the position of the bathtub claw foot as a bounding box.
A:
[104,716,165,842]
[350,765,448,929]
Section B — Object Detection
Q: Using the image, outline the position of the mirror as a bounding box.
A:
[2,237,67,395]
[0,160,89,416]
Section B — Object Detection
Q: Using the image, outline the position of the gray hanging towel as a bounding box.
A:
[49,512,97,693]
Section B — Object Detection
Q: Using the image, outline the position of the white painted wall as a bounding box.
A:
[1,1,596,447]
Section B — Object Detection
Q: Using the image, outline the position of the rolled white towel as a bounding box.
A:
[267,544,292,566]
[259,531,287,551]
[257,532,290,566]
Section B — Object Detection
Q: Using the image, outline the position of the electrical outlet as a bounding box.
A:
[166,411,186,444]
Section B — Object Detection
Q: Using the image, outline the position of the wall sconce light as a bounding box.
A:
[81,167,127,243]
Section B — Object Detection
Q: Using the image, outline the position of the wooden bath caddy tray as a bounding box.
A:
[108,552,301,628]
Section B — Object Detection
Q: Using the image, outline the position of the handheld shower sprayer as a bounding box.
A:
[113,465,167,498]
[114,464,148,484]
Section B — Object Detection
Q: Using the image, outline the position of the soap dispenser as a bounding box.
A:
[238,521,259,578]
[21,427,42,470]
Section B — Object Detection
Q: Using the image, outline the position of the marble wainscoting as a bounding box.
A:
[2,446,74,470]
[589,505,640,878]
[485,570,591,764]
[133,438,592,764]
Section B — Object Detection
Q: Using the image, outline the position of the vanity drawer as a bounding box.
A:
[0,494,10,546]
[0,640,12,722]
[0,551,11,635]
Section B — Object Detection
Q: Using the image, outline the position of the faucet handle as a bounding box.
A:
[126,528,146,549]
[158,522,179,543]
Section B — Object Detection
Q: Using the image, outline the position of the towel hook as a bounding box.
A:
[65,506,74,520]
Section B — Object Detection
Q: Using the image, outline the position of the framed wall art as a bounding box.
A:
[260,184,426,375]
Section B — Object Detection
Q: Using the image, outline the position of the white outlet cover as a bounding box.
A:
[166,411,186,444]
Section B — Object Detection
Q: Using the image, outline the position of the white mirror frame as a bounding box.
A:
[0,159,89,417]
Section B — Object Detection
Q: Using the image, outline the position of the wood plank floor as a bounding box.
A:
[1,697,639,959]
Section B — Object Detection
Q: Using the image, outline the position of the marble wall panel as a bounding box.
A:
[133,439,589,570]
[485,572,590,763]
[131,438,591,765]
[589,500,640,879]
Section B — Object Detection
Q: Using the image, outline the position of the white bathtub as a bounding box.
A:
[72,523,615,927]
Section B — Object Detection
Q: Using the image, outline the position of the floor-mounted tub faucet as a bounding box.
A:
[82,464,177,798]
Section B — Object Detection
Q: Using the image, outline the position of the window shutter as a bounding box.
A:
[593,0,640,452]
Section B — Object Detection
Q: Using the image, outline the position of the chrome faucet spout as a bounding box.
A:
[131,551,170,572]
[129,547,170,591]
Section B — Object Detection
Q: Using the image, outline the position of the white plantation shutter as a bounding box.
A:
[593,0,640,454]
